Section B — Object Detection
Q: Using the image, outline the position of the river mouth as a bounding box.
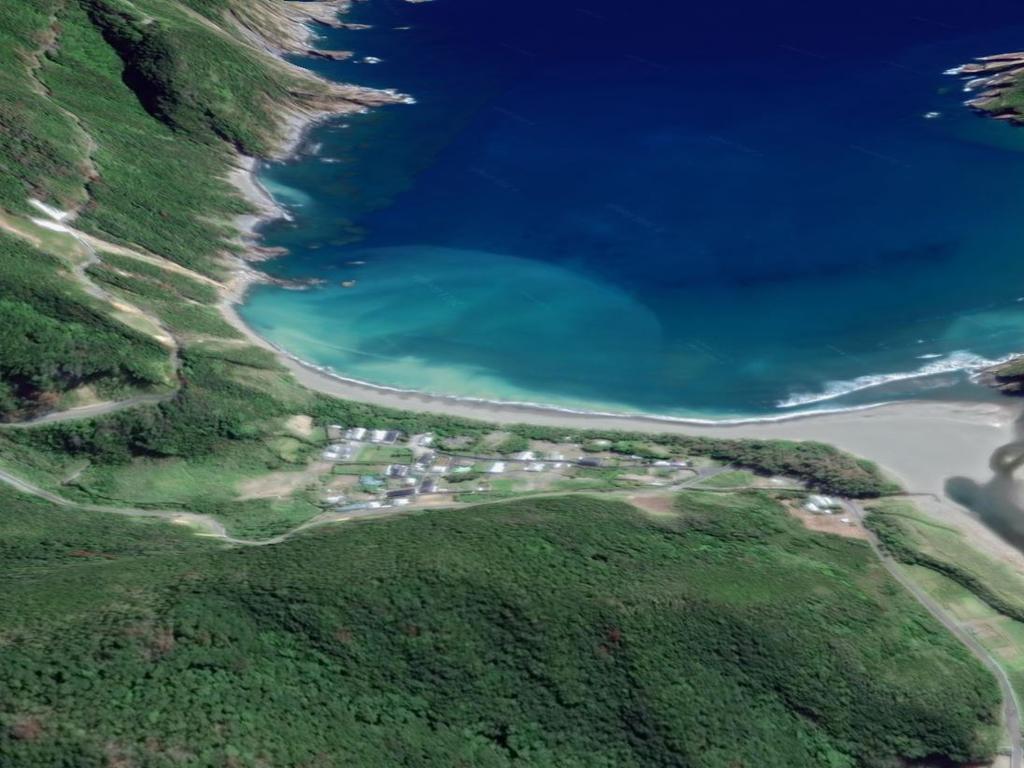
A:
[243,0,1024,421]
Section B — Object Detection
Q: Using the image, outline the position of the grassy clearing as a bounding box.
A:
[866,499,1024,622]
[698,469,757,488]
[86,260,243,337]
[0,232,172,419]
[905,565,1024,728]
[356,445,413,464]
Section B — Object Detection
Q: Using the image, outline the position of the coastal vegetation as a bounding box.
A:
[0,1,1012,762]
[0,488,1001,766]
[867,500,1024,625]
[0,233,172,419]
[865,500,1024,737]
[502,424,898,498]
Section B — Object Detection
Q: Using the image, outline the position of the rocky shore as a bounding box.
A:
[978,357,1024,395]
[945,52,1024,396]
[214,0,411,164]
[948,51,1024,124]
[223,0,411,271]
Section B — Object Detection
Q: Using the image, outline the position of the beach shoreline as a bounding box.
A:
[219,282,1018,486]
[218,1,1024,569]
[221,287,1024,564]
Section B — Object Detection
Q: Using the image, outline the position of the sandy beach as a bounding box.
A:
[221,287,1018,492]
[222,1,1024,571]
[226,289,1024,565]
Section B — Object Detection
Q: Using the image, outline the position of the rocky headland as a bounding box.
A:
[949,52,1024,124]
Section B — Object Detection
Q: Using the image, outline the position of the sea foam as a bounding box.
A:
[777,350,1013,408]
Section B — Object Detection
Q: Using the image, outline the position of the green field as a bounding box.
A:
[908,566,1024,705]
[697,469,757,488]
[0,487,1001,766]
[867,500,1024,733]
[866,500,1024,622]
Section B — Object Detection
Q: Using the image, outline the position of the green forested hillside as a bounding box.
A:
[0,489,1000,767]
[0,0,326,272]
[0,233,173,417]
[0,3,1007,766]
[0,0,323,416]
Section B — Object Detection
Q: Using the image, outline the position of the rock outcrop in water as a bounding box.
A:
[979,358,1024,395]
[949,52,1024,124]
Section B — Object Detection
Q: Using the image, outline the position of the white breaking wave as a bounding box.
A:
[777,350,1016,409]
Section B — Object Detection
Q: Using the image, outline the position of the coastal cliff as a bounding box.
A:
[949,53,1024,397]
[0,0,409,418]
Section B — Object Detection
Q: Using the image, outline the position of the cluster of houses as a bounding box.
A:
[322,425,401,461]
[485,450,573,475]
[383,447,456,500]
[317,424,702,515]
[483,450,631,474]
[319,427,470,510]
[326,425,401,443]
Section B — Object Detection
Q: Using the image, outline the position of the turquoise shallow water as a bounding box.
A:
[240,0,1024,419]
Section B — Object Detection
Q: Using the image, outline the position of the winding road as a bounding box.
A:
[0,230,1019,763]
[846,500,1023,768]
[2,453,1019,764]
[0,463,402,547]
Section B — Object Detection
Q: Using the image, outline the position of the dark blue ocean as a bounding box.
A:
[240,0,1024,419]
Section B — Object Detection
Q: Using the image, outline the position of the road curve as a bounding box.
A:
[0,465,407,547]
[0,226,183,430]
[847,501,1023,768]
[0,466,280,546]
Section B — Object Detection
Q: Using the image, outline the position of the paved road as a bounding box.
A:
[0,393,177,428]
[0,466,268,546]
[0,463,412,547]
[0,231,183,430]
[846,500,1023,768]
